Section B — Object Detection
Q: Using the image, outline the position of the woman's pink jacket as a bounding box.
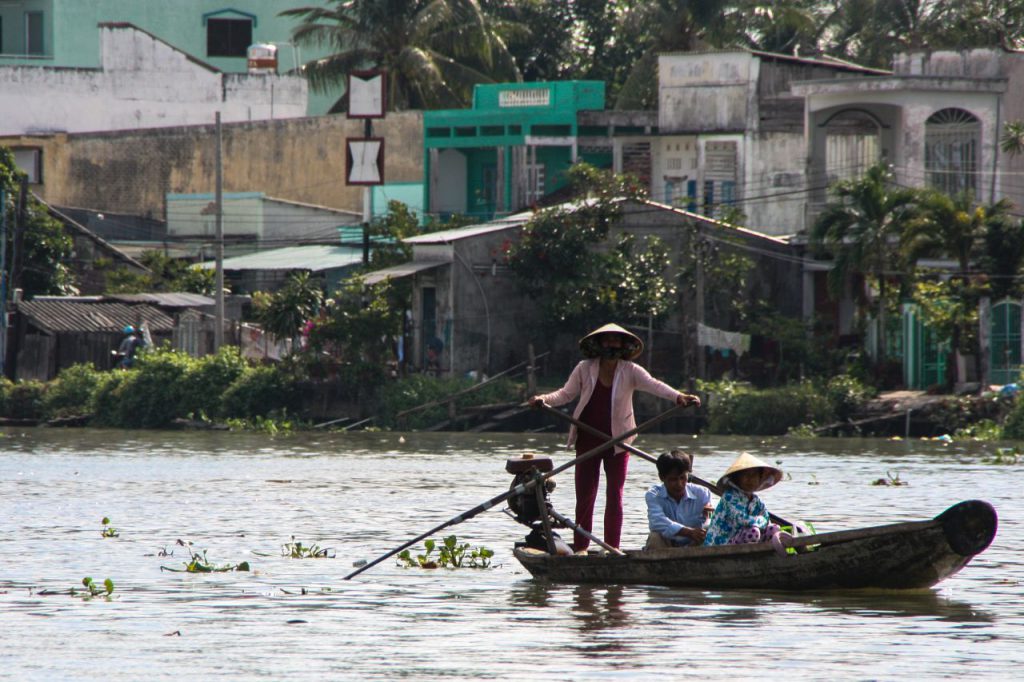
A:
[537,359,681,452]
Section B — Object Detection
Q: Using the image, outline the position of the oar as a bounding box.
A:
[343,403,686,580]
[535,403,795,528]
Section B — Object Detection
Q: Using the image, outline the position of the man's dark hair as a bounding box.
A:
[656,450,693,479]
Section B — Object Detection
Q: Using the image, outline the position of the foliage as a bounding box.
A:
[376,374,522,429]
[1000,398,1024,440]
[74,577,115,600]
[811,164,919,368]
[177,347,250,419]
[282,537,335,558]
[699,380,836,435]
[100,516,119,538]
[953,419,1003,441]
[102,250,215,295]
[221,364,303,419]
[396,535,494,569]
[283,0,521,110]
[252,272,324,347]
[822,374,876,421]
[4,380,46,420]
[41,363,105,419]
[979,217,1024,300]
[1002,120,1024,156]
[0,147,76,297]
[162,541,250,573]
[508,164,674,333]
[305,277,404,366]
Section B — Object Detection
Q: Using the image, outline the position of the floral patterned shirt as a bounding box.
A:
[703,485,770,546]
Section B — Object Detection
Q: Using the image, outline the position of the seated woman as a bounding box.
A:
[644,450,712,549]
[703,452,792,554]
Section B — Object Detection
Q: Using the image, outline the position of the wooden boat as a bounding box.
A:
[513,500,997,590]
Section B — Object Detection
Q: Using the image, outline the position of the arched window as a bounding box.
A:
[823,109,882,183]
[925,108,979,196]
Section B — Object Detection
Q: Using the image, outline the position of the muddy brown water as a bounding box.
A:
[1,428,1021,680]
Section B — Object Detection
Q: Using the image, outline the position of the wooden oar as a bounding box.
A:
[343,403,686,580]
[535,402,795,528]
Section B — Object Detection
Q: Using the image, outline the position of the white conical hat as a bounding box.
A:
[579,323,644,360]
[717,452,783,491]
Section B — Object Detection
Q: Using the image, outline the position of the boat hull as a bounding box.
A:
[513,500,997,590]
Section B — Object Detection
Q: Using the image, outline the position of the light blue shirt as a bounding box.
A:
[646,482,712,546]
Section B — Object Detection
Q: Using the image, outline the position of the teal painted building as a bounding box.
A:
[425,81,644,221]
[0,0,338,115]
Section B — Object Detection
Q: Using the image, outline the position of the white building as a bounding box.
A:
[0,23,306,136]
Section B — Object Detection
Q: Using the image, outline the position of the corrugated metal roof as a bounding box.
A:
[18,300,176,334]
[362,261,447,285]
[107,293,215,308]
[403,211,533,244]
[198,245,365,272]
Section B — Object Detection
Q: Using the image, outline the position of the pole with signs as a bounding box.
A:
[346,71,387,265]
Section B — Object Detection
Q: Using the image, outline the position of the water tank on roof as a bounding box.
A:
[247,43,278,74]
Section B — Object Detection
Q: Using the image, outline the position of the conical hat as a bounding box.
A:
[717,452,783,491]
[579,323,644,360]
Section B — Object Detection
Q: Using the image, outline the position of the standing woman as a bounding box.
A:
[531,323,700,552]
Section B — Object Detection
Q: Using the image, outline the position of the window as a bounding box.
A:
[703,140,737,217]
[525,164,545,204]
[206,18,252,57]
[25,11,44,55]
[13,148,42,184]
[824,109,882,183]
[925,108,979,196]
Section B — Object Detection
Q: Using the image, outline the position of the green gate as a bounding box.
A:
[902,304,947,389]
[990,299,1021,385]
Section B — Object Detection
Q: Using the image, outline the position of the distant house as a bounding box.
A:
[198,244,367,294]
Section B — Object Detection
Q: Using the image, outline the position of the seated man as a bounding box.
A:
[644,450,712,550]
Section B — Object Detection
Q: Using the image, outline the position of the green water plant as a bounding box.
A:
[161,541,250,573]
[74,577,115,600]
[984,447,1022,465]
[397,535,494,569]
[282,537,334,558]
[100,516,119,538]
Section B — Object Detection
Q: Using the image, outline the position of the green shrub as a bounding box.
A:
[1001,398,1024,440]
[701,380,833,435]
[822,374,876,421]
[89,371,133,426]
[221,364,302,419]
[177,347,249,418]
[376,375,523,429]
[42,363,105,419]
[5,380,46,420]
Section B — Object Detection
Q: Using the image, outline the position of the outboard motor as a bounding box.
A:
[505,455,571,554]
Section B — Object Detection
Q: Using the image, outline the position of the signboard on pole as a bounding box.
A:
[348,71,386,119]
[346,137,385,185]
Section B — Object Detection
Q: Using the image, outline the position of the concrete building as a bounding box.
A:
[656,50,889,237]
[0,23,306,136]
[0,0,338,117]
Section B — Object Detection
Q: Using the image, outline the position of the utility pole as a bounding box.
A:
[214,112,225,350]
[0,188,6,378]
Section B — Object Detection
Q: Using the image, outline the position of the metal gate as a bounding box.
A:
[990,299,1021,385]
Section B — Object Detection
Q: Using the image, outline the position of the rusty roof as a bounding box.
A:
[106,292,215,308]
[17,300,176,334]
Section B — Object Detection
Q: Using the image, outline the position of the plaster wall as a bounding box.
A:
[3,112,423,219]
[747,132,807,235]
[0,25,305,136]
[658,53,755,132]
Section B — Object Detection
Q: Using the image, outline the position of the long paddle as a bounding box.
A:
[343,403,686,580]
[535,402,795,528]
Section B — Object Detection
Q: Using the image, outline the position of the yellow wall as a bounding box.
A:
[1,113,423,218]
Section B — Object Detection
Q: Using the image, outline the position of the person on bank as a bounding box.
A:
[644,450,712,550]
[530,323,701,553]
[703,452,792,554]
[114,325,145,369]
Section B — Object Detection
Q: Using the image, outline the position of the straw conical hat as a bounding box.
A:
[579,323,644,360]
[717,452,783,491]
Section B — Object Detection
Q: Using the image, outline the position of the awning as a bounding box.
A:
[362,261,447,285]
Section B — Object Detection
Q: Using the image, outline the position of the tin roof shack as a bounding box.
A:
[362,199,804,381]
[45,203,149,294]
[656,50,888,236]
[10,298,174,381]
[198,244,366,294]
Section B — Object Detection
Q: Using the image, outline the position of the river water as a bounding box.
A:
[0,428,1021,681]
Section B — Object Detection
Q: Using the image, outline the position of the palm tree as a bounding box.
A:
[811,163,919,369]
[281,0,520,111]
[902,190,1015,386]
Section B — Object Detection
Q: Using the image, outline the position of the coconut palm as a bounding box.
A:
[811,163,919,368]
[282,0,521,111]
[902,190,1015,386]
